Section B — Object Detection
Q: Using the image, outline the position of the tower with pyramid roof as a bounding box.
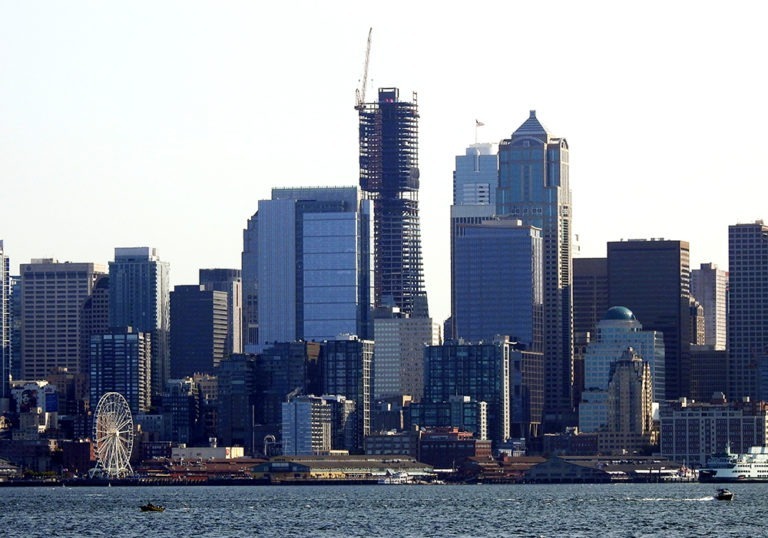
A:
[497,110,574,431]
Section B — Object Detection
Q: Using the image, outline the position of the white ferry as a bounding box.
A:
[699,445,768,482]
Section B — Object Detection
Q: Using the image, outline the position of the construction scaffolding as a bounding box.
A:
[358,88,428,318]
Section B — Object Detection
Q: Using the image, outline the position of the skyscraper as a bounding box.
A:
[0,241,9,405]
[607,239,691,400]
[496,111,573,429]
[20,259,106,380]
[358,87,428,318]
[453,142,498,206]
[241,215,259,348]
[254,187,373,345]
[453,218,543,348]
[169,285,228,378]
[108,247,170,396]
[691,262,728,350]
[727,221,768,401]
[89,327,151,415]
[199,268,243,356]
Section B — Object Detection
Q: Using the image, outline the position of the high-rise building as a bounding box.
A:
[321,336,373,452]
[20,259,106,380]
[358,87,428,317]
[199,268,243,356]
[453,218,543,348]
[607,239,691,400]
[600,348,656,455]
[453,142,498,206]
[80,275,110,379]
[423,338,511,444]
[0,241,9,404]
[108,247,170,396]
[372,306,440,402]
[216,354,257,454]
[199,269,242,356]
[170,285,228,378]
[89,327,152,414]
[572,257,609,407]
[254,187,373,344]
[241,215,259,349]
[728,221,768,401]
[496,111,573,428]
[9,275,21,383]
[281,395,332,456]
[691,263,727,350]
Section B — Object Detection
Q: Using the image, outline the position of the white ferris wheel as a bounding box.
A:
[93,392,135,479]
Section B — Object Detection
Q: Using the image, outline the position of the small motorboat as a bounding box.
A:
[140,503,166,512]
[714,488,734,501]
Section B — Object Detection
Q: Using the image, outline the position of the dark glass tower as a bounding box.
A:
[358,87,428,317]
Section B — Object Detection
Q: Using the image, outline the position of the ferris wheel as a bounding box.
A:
[93,392,135,479]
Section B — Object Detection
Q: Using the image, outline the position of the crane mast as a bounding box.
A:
[355,28,372,109]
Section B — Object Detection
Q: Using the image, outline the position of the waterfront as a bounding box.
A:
[0,482,763,537]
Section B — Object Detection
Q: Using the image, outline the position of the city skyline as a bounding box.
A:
[2,2,767,324]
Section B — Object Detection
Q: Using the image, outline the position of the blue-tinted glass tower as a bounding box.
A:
[108,247,170,397]
[497,111,573,430]
[255,187,373,344]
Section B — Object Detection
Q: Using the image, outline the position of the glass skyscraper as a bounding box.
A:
[108,247,170,397]
[453,218,543,349]
[0,241,9,404]
[496,111,573,429]
[254,187,373,345]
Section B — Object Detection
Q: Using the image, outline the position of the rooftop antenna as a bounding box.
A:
[355,27,373,110]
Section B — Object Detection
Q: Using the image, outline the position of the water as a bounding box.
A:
[0,482,762,537]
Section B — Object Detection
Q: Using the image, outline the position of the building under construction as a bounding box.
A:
[358,87,428,318]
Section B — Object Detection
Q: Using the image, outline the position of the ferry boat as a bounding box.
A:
[699,445,768,482]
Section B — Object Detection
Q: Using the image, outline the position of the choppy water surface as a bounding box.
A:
[1,482,762,537]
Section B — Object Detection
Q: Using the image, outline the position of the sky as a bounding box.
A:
[2,1,767,323]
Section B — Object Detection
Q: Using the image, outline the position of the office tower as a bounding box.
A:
[572,258,609,340]
[216,354,257,454]
[89,327,151,414]
[572,257,609,407]
[321,336,373,452]
[453,142,498,206]
[358,87,428,317]
[582,307,665,402]
[607,239,691,400]
[80,275,110,378]
[199,268,243,356]
[691,263,727,350]
[496,110,573,429]
[453,218,543,348]
[162,378,200,445]
[372,306,440,402]
[169,285,228,378]
[281,395,334,456]
[108,247,170,396]
[689,345,728,402]
[0,241,9,404]
[579,307,664,435]
[449,204,496,339]
[9,275,21,382]
[423,338,511,444]
[254,187,373,344]
[20,259,106,380]
[241,215,259,348]
[728,221,768,401]
[600,348,656,455]
[406,396,489,440]
[253,341,323,445]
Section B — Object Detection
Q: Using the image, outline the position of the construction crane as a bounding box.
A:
[355,27,372,110]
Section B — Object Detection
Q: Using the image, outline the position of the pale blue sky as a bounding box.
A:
[2,1,766,322]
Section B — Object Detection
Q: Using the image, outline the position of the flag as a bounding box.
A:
[475,119,485,127]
